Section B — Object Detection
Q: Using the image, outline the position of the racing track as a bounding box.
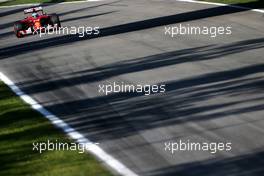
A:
[1,0,264,175]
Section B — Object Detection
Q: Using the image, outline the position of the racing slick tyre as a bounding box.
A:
[14,22,24,38]
[50,14,61,28]
[40,18,49,27]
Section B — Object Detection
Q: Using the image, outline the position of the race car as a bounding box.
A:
[13,6,61,38]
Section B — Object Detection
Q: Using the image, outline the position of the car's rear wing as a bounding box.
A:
[24,6,43,14]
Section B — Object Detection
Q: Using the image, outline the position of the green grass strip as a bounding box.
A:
[0,82,113,176]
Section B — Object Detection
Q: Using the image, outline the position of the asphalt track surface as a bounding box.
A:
[1,0,264,175]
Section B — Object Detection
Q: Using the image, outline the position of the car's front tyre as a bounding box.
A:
[14,22,24,38]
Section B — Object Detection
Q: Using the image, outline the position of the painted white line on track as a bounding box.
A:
[0,72,138,176]
[0,0,104,8]
[1,0,263,14]
[176,0,264,14]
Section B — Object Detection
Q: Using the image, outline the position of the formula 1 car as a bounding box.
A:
[13,6,61,38]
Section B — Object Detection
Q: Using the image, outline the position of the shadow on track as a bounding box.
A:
[31,63,264,141]
[227,0,264,8]
[0,10,117,38]
[0,0,121,31]
[146,150,264,176]
[17,38,264,94]
[0,1,261,59]
[60,11,117,23]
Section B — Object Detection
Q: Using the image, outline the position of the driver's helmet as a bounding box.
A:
[32,12,38,18]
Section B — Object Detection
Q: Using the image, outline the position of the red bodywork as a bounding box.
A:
[21,15,50,30]
[14,7,60,37]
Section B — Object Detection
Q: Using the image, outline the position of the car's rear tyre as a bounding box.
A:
[50,14,61,28]
[14,22,24,38]
[40,18,49,27]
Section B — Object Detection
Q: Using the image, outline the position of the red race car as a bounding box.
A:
[14,6,61,38]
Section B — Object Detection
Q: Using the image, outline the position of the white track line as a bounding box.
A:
[0,72,138,176]
[0,0,104,8]
[0,0,262,174]
[176,0,264,13]
[1,0,263,14]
